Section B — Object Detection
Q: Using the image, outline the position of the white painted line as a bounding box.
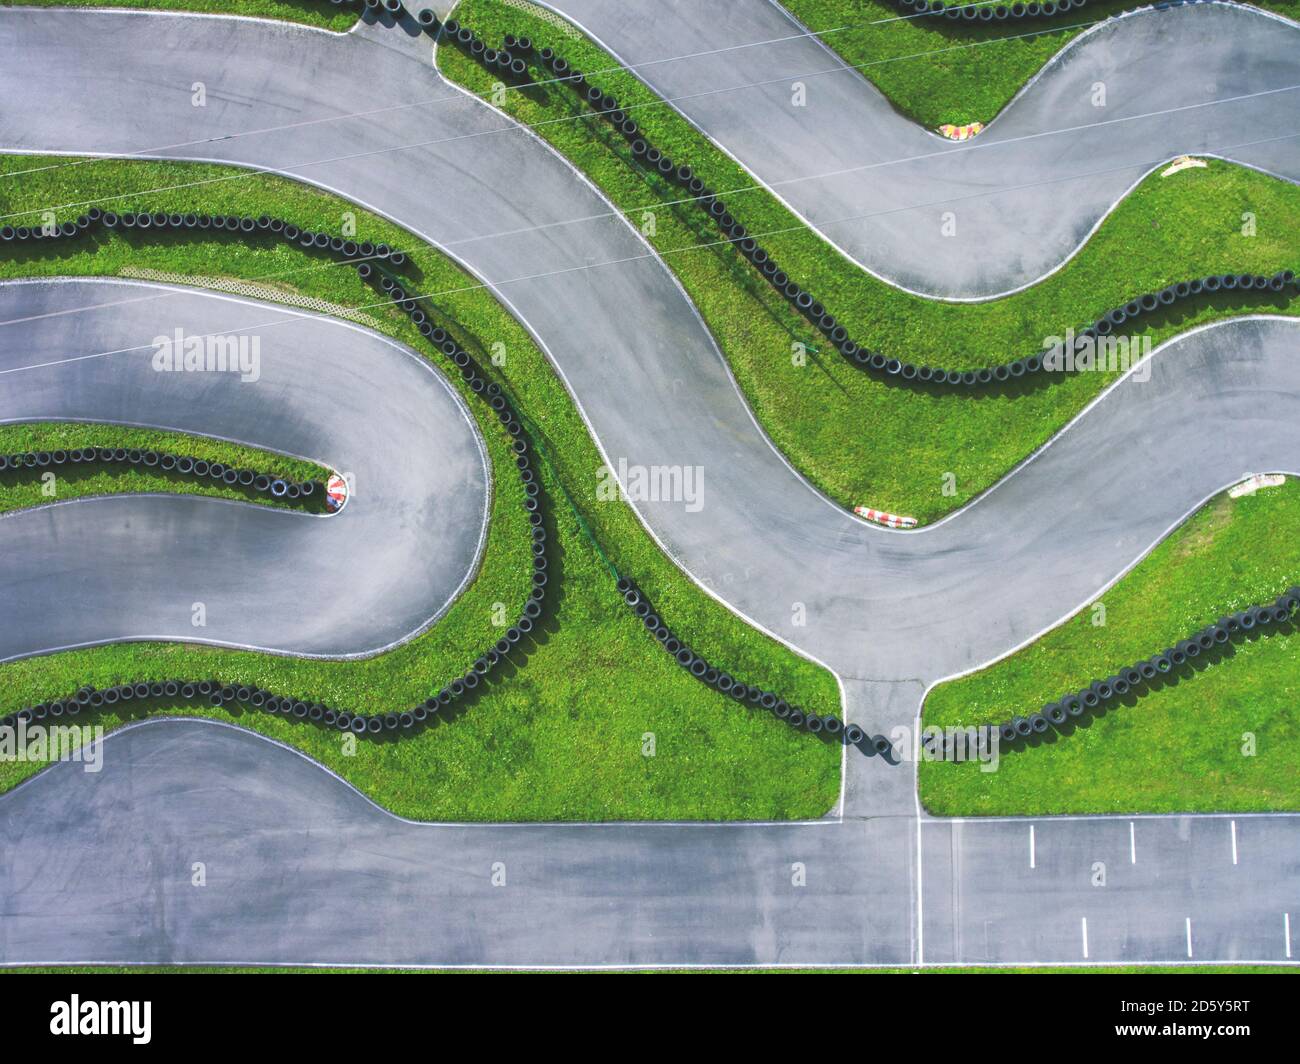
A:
[1286,913,1292,959]
[1231,820,1239,865]
[1129,821,1136,865]
[1081,917,1089,959]
[1029,824,1036,869]
[1186,918,1194,959]
[915,727,924,968]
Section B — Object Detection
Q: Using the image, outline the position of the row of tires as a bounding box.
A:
[615,577,890,751]
[896,0,1221,23]
[0,208,408,268]
[0,447,321,502]
[0,181,829,747]
[331,0,444,23]
[961,590,1300,752]
[358,223,841,743]
[894,0,1090,20]
[442,19,534,77]
[0,216,539,741]
[455,29,1298,388]
[334,0,407,13]
[349,8,864,747]
[1,680,423,736]
[356,262,552,727]
[367,250,838,744]
[330,0,446,31]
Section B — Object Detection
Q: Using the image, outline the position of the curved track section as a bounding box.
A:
[0,279,488,661]
[1,12,1296,683]
[540,0,1300,297]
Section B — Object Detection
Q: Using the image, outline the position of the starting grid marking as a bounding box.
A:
[950,816,1296,964]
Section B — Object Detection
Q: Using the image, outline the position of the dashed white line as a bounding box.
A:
[1081,916,1089,959]
[1129,821,1136,865]
[1186,917,1194,959]
[1231,820,1239,865]
[1029,825,1036,869]
[1286,913,1293,959]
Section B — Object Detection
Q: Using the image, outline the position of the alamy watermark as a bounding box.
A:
[151,328,261,383]
[597,457,704,513]
[50,996,150,1044]
[0,719,103,772]
[873,724,1001,771]
[1042,328,1152,382]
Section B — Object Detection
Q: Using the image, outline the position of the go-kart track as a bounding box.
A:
[0,1,1297,969]
[0,279,489,662]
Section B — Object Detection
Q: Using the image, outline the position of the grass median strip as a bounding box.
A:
[0,423,331,516]
[920,480,1300,816]
[0,154,841,822]
[779,0,1298,129]
[439,0,1299,522]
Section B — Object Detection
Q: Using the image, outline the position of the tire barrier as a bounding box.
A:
[0,447,323,508]
[0,237,538,743]
[0,211,406,515]
[0,278,546,740]
[0,208,409,270]
[1,189,830,746]
[981,587,1300,752]
[330,0,437,23]
[893,0,1222,25]
[365,261,836,741]
[439,26,1299,391]
[892,0,1092,22]
[613,576,851,742]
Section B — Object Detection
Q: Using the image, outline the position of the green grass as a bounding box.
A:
[440,0,1299,522]
[920,481,1300,816]
[0,0,357,31]
[0,154,842,822]
[0,422,330,515]
[779,0,1300,129]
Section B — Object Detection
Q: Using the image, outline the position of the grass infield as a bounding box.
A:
[921,480,1300,816]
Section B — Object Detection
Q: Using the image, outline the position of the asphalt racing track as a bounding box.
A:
[0,4,1297,967]
[541,0,1300,297]
[0,278,489,661]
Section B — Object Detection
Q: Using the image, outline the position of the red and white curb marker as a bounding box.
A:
[326,472,350,513]
[854,506,917,529]
[1229,472,1285,499]
[938,121,984,141]
[1161,155,1207,177]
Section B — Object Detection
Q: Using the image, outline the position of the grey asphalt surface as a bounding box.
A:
[0,8,1297,968]
[1,718,1294,967]
[543,1,1300,297]
[0,279,488,660]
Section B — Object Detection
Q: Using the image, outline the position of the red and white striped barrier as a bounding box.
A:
[326,472,350,513]
[938,121,984,141]
[854,506,917,529]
